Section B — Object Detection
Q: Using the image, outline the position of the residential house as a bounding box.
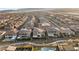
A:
[60,27,75,37]
[17,28,31,39]
[47,27,60,37]
[4,30,17,41]
[33,27,45,38]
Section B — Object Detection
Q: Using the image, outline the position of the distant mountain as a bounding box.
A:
[9,8,53,13]
[17,8,52,11]
[0,8,53,13]
[0,10,15,13]
[0,8,79,13]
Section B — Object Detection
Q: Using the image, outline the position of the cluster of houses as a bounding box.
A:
[0,26,76,42]
[0,27,44,41]
[0,14,79,42]
[3,28,32,41]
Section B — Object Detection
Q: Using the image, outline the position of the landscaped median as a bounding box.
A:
[16,38,32,42]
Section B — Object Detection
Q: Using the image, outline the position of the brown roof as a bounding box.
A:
[0,31,6,36]
[18,30,31,35]
[5,31,17,35]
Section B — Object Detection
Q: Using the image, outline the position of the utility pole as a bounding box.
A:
[45,29,48,43]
